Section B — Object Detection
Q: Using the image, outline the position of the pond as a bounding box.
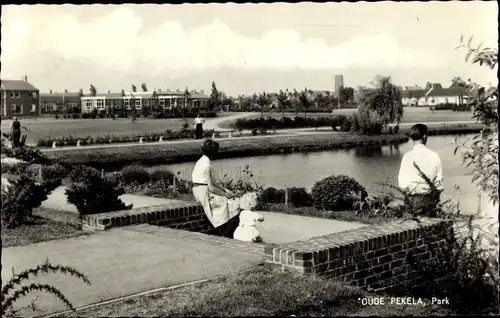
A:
[160,134,484,215]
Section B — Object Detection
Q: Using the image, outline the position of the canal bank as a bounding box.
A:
[44,132,409,170]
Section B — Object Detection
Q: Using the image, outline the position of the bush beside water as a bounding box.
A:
[233,115,386,133]
[65,165,132,215]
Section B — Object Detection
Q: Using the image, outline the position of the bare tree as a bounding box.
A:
[297,88,312,119]
[277,89,289,122]
[256,92,271,119]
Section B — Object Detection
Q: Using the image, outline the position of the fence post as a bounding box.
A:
[284,187,289,207]
[101,169,104,179]
[39,165,42,181]
[173,177,177,193]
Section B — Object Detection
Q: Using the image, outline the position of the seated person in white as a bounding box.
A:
[192,139,240,238]
[233,192,265,243]
[398,123,443,217]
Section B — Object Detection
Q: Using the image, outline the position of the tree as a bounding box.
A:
[339,86,355,105]
[277,89,289,122]
[129,90,137,122]
[297,88,312,119]
[451,77,467,106]
[208,81,220,112]
[89,85,96,97]
[121,89,126,113]
[131,85,137,93]
[151,90,159,114]
[313,91,324,108]
[256,92,271,118]
[182,87,191,118]
[454,36,498,206]
[359,76,403,128]
[141,83,148,92]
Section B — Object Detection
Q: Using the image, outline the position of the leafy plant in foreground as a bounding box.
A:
[1,259,91,317]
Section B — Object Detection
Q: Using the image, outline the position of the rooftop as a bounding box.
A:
[81,90,209,99]
[1,80,39,91]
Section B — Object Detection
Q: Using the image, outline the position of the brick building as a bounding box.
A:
[40,89,83,114]
[80,89,209,113]
[1,76,40,118]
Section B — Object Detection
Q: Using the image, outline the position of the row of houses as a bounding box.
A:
[1,76,210,117]
[356,82,469,106]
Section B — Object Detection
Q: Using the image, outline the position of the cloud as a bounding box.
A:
[2,7,442,76]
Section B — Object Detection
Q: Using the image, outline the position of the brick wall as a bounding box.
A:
[82,202,222,235]
[264,218,453,292]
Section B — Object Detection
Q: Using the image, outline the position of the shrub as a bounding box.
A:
[25,164,69,183]
[65,165,132,215]
[121,165,151,185]
[4,146,46,164]
[311,175,368,211]
[258,187,285,204]
[149,168,176,184]
[285,187,313,207]
[340,117,352,132]
[1,172,61,228]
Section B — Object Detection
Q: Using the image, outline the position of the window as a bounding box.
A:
[31,104,36,112]
[96,99,104,109]
[85,100,92,110]
[124,99,131,109]
[15,92,20,98]
[159,99,165,107]
[11,104,23,115]
[135,99,141,109]
[9,92,15,98]
[32,92,37,99]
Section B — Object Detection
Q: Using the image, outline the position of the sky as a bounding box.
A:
[1,2,498,96]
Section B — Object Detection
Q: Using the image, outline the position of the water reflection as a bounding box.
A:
[164,134,478,212]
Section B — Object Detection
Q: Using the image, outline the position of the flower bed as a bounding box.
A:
[35,129,216,148]
[45,133,409,170]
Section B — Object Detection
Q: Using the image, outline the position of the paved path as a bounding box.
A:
[256,211,366,244]
[39,117,479,153]
[41,186,185,213]
[1,225,266,316]
[203,112,254,131]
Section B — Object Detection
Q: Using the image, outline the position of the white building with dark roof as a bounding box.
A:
[80,89,209,113]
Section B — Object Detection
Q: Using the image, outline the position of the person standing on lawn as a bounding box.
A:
[193,114,205,139]
[9,117,28,148]
[398,123,443,217]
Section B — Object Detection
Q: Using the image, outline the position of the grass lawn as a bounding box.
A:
[1,208,85,248]
[45,132,408,169]
[217,108,475,129]
[71,266,448,317]
[0,117,193,145]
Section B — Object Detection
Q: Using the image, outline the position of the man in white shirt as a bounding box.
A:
[398,124,443,217]
[193,114,205,139]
